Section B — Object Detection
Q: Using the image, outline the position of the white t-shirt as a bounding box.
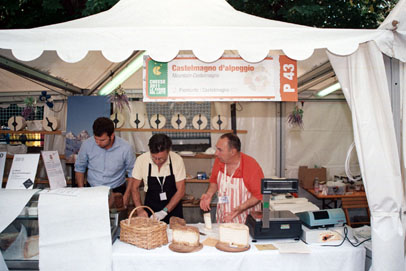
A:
[132,151,186,192]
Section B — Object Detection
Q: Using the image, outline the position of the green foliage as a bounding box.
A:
[0,0,399,29]
[0,0,87,29]
[82,0,119,16]
[226,0,398,29]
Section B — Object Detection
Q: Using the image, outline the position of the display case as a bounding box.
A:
[1,192,40,270]
[0,191,124,271]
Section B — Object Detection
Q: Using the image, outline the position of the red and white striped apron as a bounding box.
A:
[216,165,261,223]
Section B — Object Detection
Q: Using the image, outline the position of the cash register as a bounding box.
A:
[245,178,302,240]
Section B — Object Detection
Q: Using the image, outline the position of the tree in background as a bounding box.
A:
[0,0,398,29]
[227,0,398,28]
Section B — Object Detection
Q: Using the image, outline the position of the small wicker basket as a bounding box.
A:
[120,206,168,249]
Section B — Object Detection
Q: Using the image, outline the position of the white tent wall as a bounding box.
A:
[43,101,67,154]
[0,0,405,269]
[113,100,152,153]
[401,59,406,270]
[285,101,356,179]
[328,42,405,271]
[209,102,277,178]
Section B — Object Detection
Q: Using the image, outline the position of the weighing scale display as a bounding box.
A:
[261,178,298,194]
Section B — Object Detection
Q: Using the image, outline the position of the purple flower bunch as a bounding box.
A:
[287,105,304,129]
[109,87,130,112]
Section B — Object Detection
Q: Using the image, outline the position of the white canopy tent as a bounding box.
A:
[0,0,405,270]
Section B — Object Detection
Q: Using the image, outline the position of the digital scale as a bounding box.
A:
[246,178,302,240]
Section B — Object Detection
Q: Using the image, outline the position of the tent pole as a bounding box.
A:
[276,102,285,177]
[0,55,82,95]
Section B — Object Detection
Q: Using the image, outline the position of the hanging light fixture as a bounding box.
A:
[316,82,341,97]
[98,52,146,96]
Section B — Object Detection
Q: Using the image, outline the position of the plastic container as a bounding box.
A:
[313,177,320,193]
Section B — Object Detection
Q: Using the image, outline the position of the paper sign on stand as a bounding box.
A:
[41,151,66,189]
[0,152,6,183]
[6,154,40,189]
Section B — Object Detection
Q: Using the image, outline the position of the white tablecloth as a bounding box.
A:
[112,223,365,271]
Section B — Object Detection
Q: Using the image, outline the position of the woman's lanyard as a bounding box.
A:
[156,176,167,201]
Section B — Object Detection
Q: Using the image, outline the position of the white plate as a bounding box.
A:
[179,151,195,156]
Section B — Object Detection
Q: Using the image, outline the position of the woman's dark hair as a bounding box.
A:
[148,134,172,153]
[220,133,241,152]
[92,117,114,137]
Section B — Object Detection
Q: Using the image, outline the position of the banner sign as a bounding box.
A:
[143,55,297,102]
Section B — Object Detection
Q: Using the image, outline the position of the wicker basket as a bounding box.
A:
[120,206,168,249]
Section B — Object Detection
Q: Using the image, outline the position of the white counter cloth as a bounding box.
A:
[38,187,111,271]
[112,223,365,271]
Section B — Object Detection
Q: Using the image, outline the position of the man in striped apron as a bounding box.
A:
[200,133,264,224]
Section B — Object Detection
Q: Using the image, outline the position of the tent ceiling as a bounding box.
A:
[0,0,403,99]
[0,0,392,64]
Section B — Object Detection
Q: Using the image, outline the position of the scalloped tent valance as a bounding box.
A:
[0,0,404,64]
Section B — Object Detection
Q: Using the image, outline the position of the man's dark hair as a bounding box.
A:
[148,134,172,154]
[220,133,241,152]
[92,117,114,137]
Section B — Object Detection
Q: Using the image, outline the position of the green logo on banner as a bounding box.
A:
[148,60,168,97]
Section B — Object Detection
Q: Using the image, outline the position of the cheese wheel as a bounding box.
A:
[129,112,146,129]
[150,114,166,129]
[172,226,200,247]
[211,115,227,130]
[192,114,208,130]
[8,116,26,131]
[219,223,249,247]
[171,113,187,129]
[110,112,125,128]
[42,116,59,131]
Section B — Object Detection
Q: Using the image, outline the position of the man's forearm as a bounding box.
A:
[131,179,143,207]
[238,196,260,213]
[166,181,185,212]
[205,182,218,197]
[124,178,134,198]
[75,172,85,187]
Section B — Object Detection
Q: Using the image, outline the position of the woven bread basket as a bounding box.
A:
[120,205,168,249]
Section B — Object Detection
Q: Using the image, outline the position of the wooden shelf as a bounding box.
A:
[116,128,247,134]
[185,179,209,183]
[0,130,62,135]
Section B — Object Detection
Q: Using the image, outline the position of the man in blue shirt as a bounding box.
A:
[74,117,136,207]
